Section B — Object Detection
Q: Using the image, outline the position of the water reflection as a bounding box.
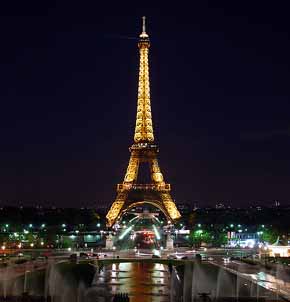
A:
[94,262,170,302]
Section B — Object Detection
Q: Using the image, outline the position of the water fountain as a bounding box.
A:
[191,260,216,300]
[1,255,288,302]
[215,267,235,299]
[182,263,192,302]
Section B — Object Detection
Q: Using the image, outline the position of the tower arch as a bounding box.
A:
[117,200,172,223]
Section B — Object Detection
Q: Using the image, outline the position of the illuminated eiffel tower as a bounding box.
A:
[106,17,181,227]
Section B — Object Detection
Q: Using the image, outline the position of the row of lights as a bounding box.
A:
[195,223,265,228]
[1,223,102,229]
[1,241,45,250]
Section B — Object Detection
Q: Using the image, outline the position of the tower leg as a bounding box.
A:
[160,192,181,221]
[106,191,128,227]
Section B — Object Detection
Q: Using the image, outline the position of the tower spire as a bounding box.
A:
[141,16,147,37]
[134,16,154,143]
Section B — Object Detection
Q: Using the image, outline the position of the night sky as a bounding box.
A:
[0,1,289,208]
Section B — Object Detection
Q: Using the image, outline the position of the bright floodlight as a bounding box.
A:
[152,224,161,240]
[119,225,133,240]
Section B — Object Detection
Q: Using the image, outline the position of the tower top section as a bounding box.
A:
[134,17,154,143]
[139,16,149,38]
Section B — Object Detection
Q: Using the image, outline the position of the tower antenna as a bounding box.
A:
[140,16,148,38]
[142,16,146,34]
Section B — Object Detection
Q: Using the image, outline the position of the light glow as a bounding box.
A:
[152,224,161,240]
[119,225,133,240]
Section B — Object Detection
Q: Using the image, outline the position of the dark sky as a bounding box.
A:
[0,1,289,208]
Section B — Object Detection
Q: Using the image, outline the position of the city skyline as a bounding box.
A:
[0,3,289,207]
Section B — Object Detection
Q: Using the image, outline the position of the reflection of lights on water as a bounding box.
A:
[95,262,171,298]
[112,263,117,278]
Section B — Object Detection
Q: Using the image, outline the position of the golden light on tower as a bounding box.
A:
[106,17,181,227]
[134,16,154,143]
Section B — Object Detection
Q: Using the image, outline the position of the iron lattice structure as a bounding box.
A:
[106,17,181,227]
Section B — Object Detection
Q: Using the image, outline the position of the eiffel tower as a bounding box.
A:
[106,17,181,227]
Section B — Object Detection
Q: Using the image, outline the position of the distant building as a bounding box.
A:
[227,232,260,248]
[266,238,290,257]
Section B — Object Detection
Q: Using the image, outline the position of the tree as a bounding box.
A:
[261,229,279,244]
[211,232,228,247]
[188,229,211,247]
